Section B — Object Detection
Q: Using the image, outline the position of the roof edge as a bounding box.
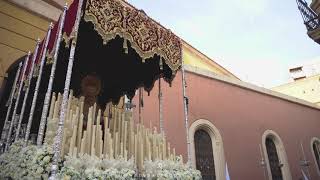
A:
[184,64,320,111]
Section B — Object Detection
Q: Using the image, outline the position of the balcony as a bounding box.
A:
[297,0,320,44]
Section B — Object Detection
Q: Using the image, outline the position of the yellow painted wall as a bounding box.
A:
[182,43,238,79]
[272,75,320,106]
[0,0,50,86]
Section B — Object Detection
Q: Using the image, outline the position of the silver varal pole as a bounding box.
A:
[49,0,84,178]
[37,6,68,146]
[15,40,40,141]
[25,23,53,146]
[5,52,31,150]
[159,77,164,133]
[181,51,191,164]
[0,62,22,144]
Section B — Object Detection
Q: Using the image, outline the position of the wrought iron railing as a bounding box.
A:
[297,0,320,31]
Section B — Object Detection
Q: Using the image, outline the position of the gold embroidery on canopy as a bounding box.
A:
[83,0,182,72]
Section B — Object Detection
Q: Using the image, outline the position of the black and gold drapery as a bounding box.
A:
[83,0,182,73]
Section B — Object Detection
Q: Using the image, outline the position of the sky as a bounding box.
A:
[126,0,320,88]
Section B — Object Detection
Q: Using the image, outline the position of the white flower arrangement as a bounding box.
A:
[0,142,201,180]
[0,141,54,179]
[58,154,136,179]
[143,158,202,180]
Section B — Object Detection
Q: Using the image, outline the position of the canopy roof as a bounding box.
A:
[83,0,182,72]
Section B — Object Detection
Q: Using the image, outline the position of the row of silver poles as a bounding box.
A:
[49,0,84,178]
[181,53,191,164]
[5,52,31,150]
[0,62,22,147]
[15,40,40,141]
[24,23,53,146]
[37,5,68,147]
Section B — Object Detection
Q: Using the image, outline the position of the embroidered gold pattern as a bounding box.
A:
[83,0,182,72]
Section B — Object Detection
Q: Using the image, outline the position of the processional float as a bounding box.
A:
[0,0,194,179]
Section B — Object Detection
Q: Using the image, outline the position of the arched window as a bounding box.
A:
[313,142,320,171]
[194,129,215,180]
[265,137,283,180]
[262,130,291,180]
[311,137,320,176]
[189,119,226,180]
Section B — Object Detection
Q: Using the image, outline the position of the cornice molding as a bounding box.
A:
[184,64,320,110]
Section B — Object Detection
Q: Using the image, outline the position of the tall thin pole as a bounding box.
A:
[158,77,163,133]
[5,52,31,150]
[37,6,68,146]
[0,62,22,144]
[181,52,191,164]
[15,39,40,141]
[25,24,53,146]
[139,88,142,124]
[49,0,84,178]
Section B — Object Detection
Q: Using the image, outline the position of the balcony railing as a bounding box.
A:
[297,0,320,31]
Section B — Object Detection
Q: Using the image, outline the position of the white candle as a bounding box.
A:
[91,125,96,156]
[48,93,56,119]
[77,114,83,150]
[99,139,103,158]
[134,134,138,163]
[80,136,85,155]
[69,125,77,156]
[123,121,128,155]
[120,142,123,158]
[87,107,93,153]
[139,134,144,169]
[103,121,108,156]
[115,132,119,158]
[109,133,113,159]
[93,103,97,124]
[82,130,87,154]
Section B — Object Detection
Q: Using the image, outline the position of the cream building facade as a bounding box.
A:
[272,61,320,106]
